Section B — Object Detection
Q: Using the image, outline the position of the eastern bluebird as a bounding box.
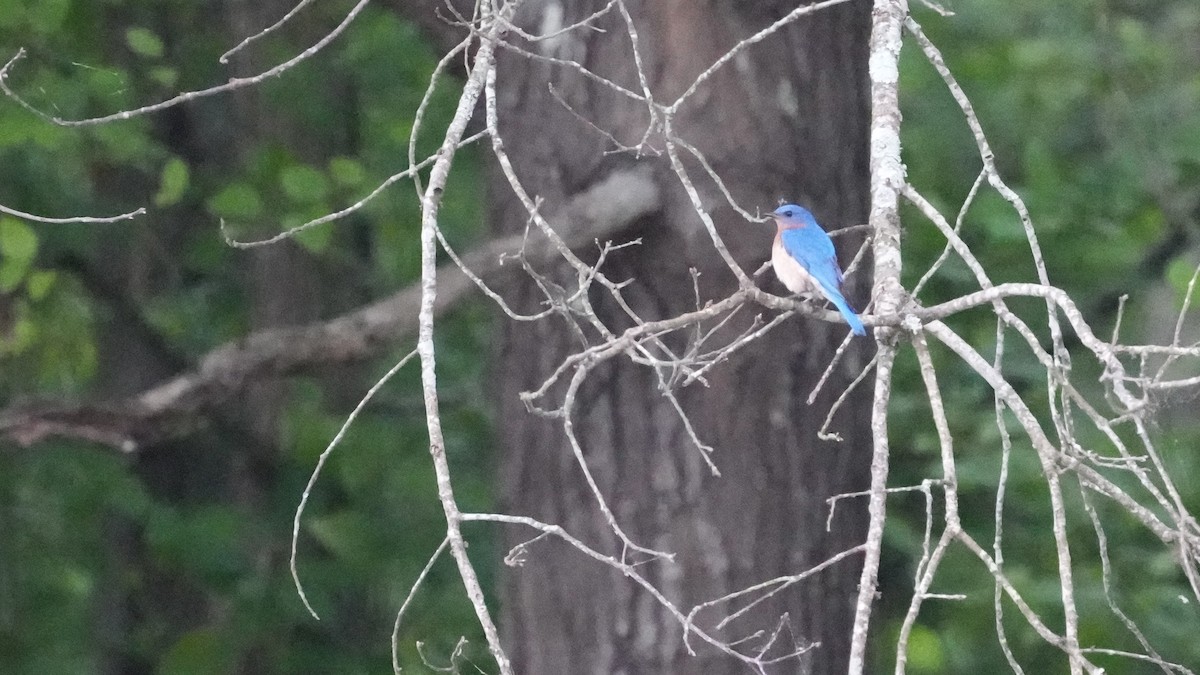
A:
[767,204,867,336]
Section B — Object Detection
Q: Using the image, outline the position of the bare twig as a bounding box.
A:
[392,536,452,675]
[292,350,418,619]
[220,0,320,63]
[1,0,372,126]
[0,202,145,224]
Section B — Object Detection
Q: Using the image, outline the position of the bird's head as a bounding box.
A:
[767,203,815,229]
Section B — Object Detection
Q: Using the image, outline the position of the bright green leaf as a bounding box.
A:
[125,27,164,59]
[0,217,39,265]
[280,165,330,204]
[0,313,35,355]
[26,270,56,300]
[154,157,190,207]
[59,566,93,597]
[905,624,945,672]
[158,628,236,675]
[0,110,41,147]
[149,66,179,89]
[207,182,263,221]
[0,219,37,290]
[1167,257,1200,300]
[328,157,366,188]
[0,258,29,292]
[291,215,333,253]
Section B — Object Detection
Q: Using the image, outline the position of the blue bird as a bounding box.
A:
[767,204,867,336]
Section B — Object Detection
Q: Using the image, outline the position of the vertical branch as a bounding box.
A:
[416,2,515,673]
[991,322,1027,673]
[894,334,959,675]
[850,0,909,672]
[1045,468,1083,675]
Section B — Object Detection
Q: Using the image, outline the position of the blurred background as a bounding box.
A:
[0,0,1197,672]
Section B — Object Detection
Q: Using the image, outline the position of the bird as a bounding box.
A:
[767,203,867,336]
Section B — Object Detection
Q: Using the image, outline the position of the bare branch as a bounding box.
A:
[413,1,512,668]
[666,0,854,112]
[291,350,419,620]
[1,0,371,126]
[0,201,145,224]
[0,167,658,450]
[392,536,451,675]
[219,0,320,64]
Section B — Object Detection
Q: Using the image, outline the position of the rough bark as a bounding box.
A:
[491,1,873,672]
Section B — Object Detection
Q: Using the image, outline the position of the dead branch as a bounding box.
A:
[0,166,658,450]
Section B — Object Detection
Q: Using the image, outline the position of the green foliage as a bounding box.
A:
[882,2,1200,672]
[1167,257,1200,298]
[0,217,39,291]
[0,215,95,384]
[328,156,366,189]
[153,157,189,207]
[207,182,263,221]
[904,624,946,672]
[279,165,330,205]
[0,0,1197,673]
[124,27,164,60]
[0,444,152,673]
[158,628,238,675]
[0,1,490,673]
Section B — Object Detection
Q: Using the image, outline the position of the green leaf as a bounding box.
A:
[154,157,190,207]
[905,624,945,672]
[149,66,179,89]
[0,217,38,290]
[25,0,70,34]
[0,259,28,292]
[207,182,263,221]
[0,314,35,354]
[328,157,366,188]
[0,217,39,265]
[290,214,333,253]
[158,628,236,675]
[0,110,42,147]
[125,27,164,59]
[1167,257,1200,300]
[280,165,330,204]
[26,270,56,300]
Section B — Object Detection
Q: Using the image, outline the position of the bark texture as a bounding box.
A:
[490,1,873,672]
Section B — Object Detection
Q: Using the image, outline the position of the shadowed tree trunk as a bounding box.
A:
[88,1,358,671]
[489,1,873,672]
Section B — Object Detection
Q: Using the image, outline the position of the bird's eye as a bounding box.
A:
[785,210,794,217]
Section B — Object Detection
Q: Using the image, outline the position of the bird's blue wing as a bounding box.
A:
[780,227,842,292]
[780,227,866,336]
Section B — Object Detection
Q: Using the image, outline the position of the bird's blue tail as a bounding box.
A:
[828,293,867,336]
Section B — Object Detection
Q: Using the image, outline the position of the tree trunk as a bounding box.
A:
[491,1,873,672]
